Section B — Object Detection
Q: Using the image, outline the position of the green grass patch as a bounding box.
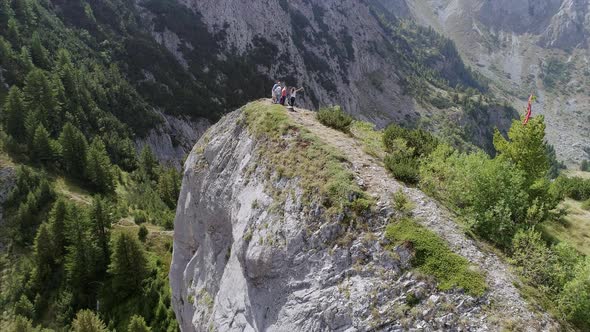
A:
[385,218,486,296]
[243,101,372,219]
[244,102,291,138]
[349,121,386,159]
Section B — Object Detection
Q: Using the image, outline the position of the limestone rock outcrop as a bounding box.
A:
[170,103,557,331]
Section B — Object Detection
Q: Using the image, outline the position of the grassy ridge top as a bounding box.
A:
[243,101,373,221]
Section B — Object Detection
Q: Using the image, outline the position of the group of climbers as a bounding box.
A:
[271,81,304,108]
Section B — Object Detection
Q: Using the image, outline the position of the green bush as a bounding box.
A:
[392,189,414,216]
[420,145,531,248]
[385,154,420,184]
[551,176,590,201]
[383,123,438,158]
[134,211,148,225]
[581,160,589,172]
[406,292,420,307]
[316,106,353,132]
[386,218,486,296]
[557,257,590,329]
[510,229,589,328]
[511,229,552,285]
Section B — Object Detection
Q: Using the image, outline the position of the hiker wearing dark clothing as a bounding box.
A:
[280,85,287,105]
[289,87,304,107]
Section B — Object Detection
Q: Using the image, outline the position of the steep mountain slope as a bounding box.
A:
[402,0,590,165]
[0,0,214,166]
[170,101,558,331]
[136,0,516,153]
[0,0,521,164]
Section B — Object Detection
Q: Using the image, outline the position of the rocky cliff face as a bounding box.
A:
[541,0,590,48]
[170,102,557,332]
[138,0,416,128]
[136,111,210,169]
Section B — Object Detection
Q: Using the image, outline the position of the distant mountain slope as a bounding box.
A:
[401,0,590,165]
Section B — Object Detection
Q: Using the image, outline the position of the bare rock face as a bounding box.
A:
[402,0,590,165]
[136,111,210,169]
[477,0,563,34]
[139,0,418,128]
[541,0,590,48]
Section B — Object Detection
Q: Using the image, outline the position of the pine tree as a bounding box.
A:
[138,225,148,243]
[55,49,82,113]
[128,315,151,332]
[8,315,35,332]
[30,32,50,69]
[3,86,27,141]
[108,232,148,297]
[49,199,68,262]
[64,206,97,308]
[59,123,87,177]
[0,36,12,62]
[89,196,112,274]
[23,68,62,136]
[71,310,108,332]
[7,18,19,45]
[18,46,33,73]
[13,0,35,26]
[139,146,158,182]
[86,138,115,193]
[31,124,53,163]
[31,223,54,288]
[0,0,14,29]
[158,167,181,209]
[14,295,34,318]
[493,116,549,185]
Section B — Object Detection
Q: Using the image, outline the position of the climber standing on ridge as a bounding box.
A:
[280,84,287,105]
[289,86,304,108]
[271,81,280,103]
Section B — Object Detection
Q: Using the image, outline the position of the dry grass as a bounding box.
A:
[349,121,386,160]
[543,199,590,255]
[54,177,93,205]
[563,170,590,180]
[0,152,15,167]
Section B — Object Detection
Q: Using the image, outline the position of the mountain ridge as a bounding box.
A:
[170,100,558,331]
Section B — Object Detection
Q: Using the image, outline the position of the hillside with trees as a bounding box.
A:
[0,0,588,331]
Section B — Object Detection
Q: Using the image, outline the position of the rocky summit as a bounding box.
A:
[170,101,557,332]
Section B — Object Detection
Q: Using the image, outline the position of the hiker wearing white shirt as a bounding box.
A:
[289,87,304,108]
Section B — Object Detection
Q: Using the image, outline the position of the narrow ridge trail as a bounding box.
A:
[277,101,557,330]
